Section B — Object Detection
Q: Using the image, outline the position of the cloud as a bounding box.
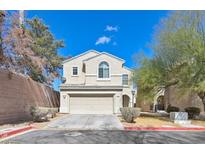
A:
[95,36,111,45]
[105,25,118,32]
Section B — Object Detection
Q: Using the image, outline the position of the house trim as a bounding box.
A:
[123,66,133,71]
[60,85,123,91]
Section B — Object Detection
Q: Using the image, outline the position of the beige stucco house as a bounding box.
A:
[59,50,136,114]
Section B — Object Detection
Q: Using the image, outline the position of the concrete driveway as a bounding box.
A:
[47,114,124,130]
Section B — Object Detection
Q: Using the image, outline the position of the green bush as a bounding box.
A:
[185,107,200,119]
[166,105,180,113]
[120,107,141,123]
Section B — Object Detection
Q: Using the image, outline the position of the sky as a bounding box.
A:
[26,10,169,91]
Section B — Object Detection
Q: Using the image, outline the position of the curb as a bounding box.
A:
[124,127,205,131]
[0,125,34,139]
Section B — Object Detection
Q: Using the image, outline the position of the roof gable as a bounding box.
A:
[83,52,125,64]
[62,50,100,64]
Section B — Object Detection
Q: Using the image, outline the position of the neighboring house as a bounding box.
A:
[60,50,136,114]
[139,86,204,113]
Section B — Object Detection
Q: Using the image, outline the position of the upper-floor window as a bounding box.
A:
[98,61,109,78]
[72,67,78,76]
[122,74,128,85]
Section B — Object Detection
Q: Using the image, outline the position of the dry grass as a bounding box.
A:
[0,113,65,130]
[120,116,205,128]
[119,116,181,128]
[31,113,66,129]
[191,120,205,127]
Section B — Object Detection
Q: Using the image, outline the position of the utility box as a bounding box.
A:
[170,112,191,124]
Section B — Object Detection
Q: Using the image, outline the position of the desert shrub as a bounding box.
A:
[185,107,200,119]
[166,105,180,113]
[47,109,57,118]
[30,106,48,122]
[120,107,141,123]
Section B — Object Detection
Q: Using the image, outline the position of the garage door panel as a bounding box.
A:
[70,95,113,114]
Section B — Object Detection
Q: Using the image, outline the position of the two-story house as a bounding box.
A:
[60,50,136,114]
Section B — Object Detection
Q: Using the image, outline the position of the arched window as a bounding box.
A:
[98,61,109,78]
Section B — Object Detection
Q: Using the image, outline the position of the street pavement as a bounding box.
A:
[2,130,205,144]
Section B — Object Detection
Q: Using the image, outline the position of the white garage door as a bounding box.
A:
[69,94,113,114]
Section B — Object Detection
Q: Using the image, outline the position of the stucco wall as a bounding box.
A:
[85,75,121,86]
[0,70,60,125]
[63,51,99,85]
[85,54,123,75]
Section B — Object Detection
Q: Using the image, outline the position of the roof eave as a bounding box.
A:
[83,52,125,64]
[62,49,100,64]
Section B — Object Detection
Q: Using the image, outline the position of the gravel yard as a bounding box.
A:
[0,113,65,131]
[119,116,205,128]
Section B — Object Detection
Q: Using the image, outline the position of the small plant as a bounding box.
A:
[120,107,141,123]
[185,107,200,119]
[8,71,13,79]
[47,109,57,118]
[166,105,180,113]
[30,106,48,122]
